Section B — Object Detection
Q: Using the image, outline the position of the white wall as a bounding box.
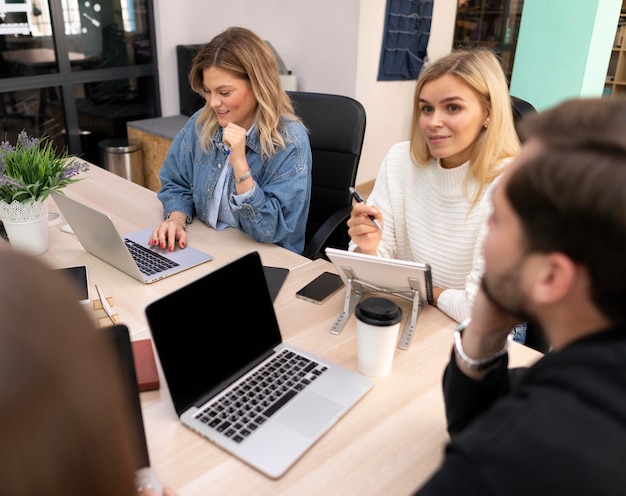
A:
[355,0,456,184]
[152,0,457,185]
[153,0,360,114]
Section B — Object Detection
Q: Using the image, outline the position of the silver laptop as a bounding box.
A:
[104,323,162,492]
[51,191,213,283]
[145,251,372,479]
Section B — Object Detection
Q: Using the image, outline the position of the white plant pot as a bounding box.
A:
[0,199,49,255]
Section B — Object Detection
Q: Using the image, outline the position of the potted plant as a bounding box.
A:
[0,131,89,255]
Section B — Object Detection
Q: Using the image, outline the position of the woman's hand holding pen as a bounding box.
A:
[222,123,253,191]
[222,122,246,161]
[347,201,383,255]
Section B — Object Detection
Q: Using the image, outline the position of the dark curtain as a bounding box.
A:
[377,0,434,81]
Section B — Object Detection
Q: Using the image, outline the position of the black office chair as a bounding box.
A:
[288,91,366,260]
[524,321,549,354]
[511,95,537,141]
[510,95,550,353]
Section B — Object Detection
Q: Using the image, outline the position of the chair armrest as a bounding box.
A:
[302,205,352,260]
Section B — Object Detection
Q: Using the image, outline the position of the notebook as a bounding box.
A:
[103,324,162,492]
[145,251,372,479]
[131,339,160,392]
[51,191,213,283]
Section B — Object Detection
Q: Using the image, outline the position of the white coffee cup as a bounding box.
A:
[355,297,403,377]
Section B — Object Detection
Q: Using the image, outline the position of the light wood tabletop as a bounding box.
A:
[39,164,310,333]
[5,165,544,495]
[138,259,542,495]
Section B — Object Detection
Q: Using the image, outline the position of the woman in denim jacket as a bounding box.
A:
[150,27,312,255]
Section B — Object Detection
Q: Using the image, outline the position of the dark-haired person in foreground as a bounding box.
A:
[0,248,178,496]
[414,97,626,495]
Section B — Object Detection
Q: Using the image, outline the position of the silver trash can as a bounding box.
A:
[98,139,145,186]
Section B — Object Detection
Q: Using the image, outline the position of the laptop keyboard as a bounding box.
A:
[195,349,328,443]
[124,238,180,276]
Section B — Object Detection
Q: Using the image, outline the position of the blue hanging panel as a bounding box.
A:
[377,0,434,81]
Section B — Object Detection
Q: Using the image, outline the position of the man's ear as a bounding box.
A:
[531,252,576,305]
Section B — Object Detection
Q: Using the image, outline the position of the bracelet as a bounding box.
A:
[234,169,252,184]
[166,215,187,230]
[453,320,508,371]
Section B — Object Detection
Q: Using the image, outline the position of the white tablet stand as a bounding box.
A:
[330,266,426,350]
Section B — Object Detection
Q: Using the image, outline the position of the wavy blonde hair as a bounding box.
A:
[189,26,299,159]
[410,48,520,207]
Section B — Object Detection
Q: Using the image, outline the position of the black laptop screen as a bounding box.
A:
[145,251,283,415]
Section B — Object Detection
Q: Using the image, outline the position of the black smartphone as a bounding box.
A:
[56,265,90,305]
[296,271,344,304]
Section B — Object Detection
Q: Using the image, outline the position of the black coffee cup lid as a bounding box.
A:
[355,297,403,326]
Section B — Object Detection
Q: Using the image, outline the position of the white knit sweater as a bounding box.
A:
[349,141,504,323]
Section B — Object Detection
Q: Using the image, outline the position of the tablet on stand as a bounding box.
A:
[325,248,434,350]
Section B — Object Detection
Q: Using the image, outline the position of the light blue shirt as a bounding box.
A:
[207,125,256,230]
[157,111,312,254]
[207,161,236,230]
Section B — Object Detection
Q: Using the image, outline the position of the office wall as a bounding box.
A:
[510,0,621,112]
[355,0,456,185]
[153,0,359,112]
[152,0,457,185]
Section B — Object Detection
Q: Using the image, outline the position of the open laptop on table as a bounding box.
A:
[51,191,212,283]
[103,323,162,492]
[145,251,373,479]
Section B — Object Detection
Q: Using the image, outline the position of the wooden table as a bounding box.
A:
[7,165,544,494]
[40,165,310,333]
[137,258,541,495]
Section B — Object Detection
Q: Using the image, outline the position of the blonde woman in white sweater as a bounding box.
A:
[348,49,520,323]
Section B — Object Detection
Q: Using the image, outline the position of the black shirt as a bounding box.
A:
[415,326,626,495]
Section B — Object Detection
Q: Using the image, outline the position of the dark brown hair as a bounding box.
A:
[0,249,140,495]
[508,98,626,324]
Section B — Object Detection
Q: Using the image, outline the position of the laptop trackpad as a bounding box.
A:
[275,391,342,438]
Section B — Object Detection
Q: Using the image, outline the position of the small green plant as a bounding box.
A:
[0,131,89,204]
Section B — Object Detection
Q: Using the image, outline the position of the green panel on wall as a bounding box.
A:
[510,0,621,111]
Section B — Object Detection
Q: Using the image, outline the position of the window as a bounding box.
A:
[0,0,160,163]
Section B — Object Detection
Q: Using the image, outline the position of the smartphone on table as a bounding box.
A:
[296,271,344,304]
[56,265,90,305]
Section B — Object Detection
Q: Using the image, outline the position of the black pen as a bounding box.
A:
[349,187,382,230]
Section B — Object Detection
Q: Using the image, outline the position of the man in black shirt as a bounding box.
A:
[415,97,626,495]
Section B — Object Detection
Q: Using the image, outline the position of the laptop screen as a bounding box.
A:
[145,251,283,415]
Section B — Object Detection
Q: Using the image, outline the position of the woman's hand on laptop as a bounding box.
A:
[150,212,188,251]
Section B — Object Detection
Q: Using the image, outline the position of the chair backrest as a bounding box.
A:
[510,95,548,353]
[511,96,537,141]
[287,91,366,259]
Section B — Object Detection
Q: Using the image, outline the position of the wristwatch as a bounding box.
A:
[453,320,508,371]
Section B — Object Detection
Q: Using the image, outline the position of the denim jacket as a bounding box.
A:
[157,110,312,254]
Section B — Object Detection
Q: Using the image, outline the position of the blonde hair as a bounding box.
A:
[410,48,520,207]
[189,26,299,159]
